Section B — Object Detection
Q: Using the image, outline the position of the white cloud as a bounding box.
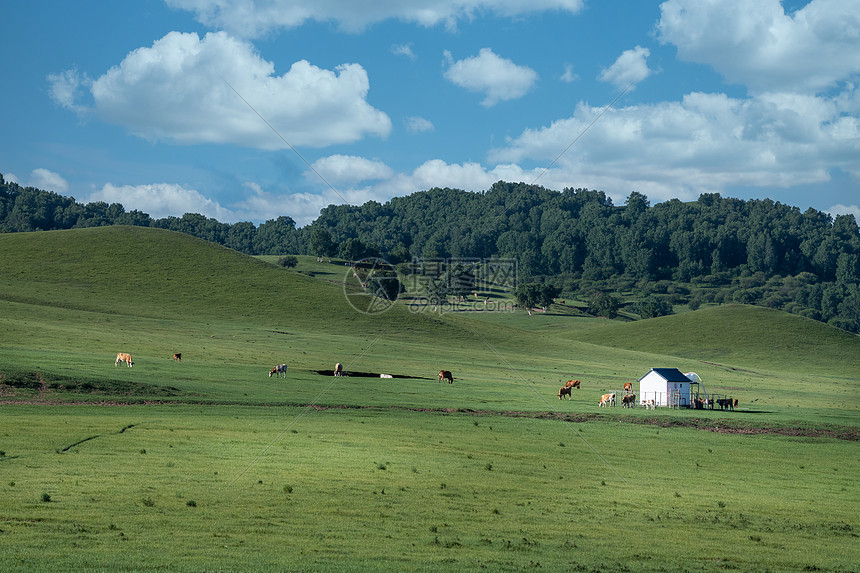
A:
[488,89,860,204]
[560,63,579,83]
[658,0,860,94]
[51,31,391,149]
[88,182,234,221]
[46,68,91,113]
[391,43,416,60]
[443,48,538,107]
[309,155,394,186]
[598,46,651,90]
[30,168,69,193]
[828,203,860,220]
[405,116,435,133]
[167,0,585,37]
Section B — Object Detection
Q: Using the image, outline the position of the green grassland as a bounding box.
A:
[1,227,858,572]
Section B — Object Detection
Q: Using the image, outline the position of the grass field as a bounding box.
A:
[1,227,858,572]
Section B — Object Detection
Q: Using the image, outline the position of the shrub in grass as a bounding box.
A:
[377,463,386,470]
[186,500,197,507]
[141,497,155,507]
[278,256,298,268]
[41,493,51,503]
[283,485,293,494]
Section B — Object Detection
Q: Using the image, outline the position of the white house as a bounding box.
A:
[638,368,696,407]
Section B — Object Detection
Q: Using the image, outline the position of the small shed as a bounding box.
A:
[638,368,696,407]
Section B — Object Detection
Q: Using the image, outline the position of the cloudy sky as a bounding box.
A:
[2,0,858,225]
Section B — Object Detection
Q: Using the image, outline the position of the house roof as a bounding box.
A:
[641,368,692,383]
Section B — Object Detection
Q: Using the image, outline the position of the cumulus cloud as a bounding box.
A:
[828,203,860,220]
[50,31,391,149]
[489,89,860,204]
[87,182,235,221]
[30,168,69,193]
[598,46,651,90]
[309,155,394,186]
[658,0,860,94]
[405,116,434,133]
[167,0,585,37]
[443,48,538,107]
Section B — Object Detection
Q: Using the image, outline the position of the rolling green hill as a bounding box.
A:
[1,226,857,419]
[563,304,860,377]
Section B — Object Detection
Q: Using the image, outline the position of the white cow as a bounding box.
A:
[269,364,288,378]
[115,353,134,367]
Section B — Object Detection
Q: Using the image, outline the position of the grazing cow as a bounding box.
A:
[269,364,288,378]
[558,386,573,400]
[564,380,581,389]
[438,370,453,384]
[380,374,393,379]
[641,399,655,410]
[334,363,343,377]
[115,353,134,367]
[734,398,739,408]
[623,382,632,393]
[598,392,616,407]
[172,353,181,362]
[622,393,637,408]
[717,398,734,411]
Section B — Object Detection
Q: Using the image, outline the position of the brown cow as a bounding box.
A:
[621,393,637,408]
[438,370,453,384]
[558,386,573,400]
[115,353,134,367]
[564,380,581,389]
[623,382,632,393]
[172,353,181,362]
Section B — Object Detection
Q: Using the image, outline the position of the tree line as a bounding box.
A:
[2,175,858,332]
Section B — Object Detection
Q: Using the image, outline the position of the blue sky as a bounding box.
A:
[2,0,858,226]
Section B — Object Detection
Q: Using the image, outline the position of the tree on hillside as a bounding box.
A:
[515,283,560,313]
[588,291,620,319]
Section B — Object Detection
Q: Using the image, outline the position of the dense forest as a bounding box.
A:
[2,175,859,332]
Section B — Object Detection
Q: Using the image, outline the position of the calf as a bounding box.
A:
[115,353,134,367]
[598,392,616,407]
[172,353,181,362]
[380,374,393,379]
[558,386,573,400]
[640,399,655,410]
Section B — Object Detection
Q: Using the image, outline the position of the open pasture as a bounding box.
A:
[1,227,859,571]
[1,404,858,572]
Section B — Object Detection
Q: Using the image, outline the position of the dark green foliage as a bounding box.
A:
[2,175,859,331]
[515,282,560,310]
[277,255,298,268]
[587,291,619,318]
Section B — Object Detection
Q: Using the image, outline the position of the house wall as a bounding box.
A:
[638,372,691,407]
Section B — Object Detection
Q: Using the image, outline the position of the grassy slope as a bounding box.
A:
[1,227,859,572]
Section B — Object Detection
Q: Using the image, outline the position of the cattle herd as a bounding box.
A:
[556,378,738,411]
[112,353,740,411]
